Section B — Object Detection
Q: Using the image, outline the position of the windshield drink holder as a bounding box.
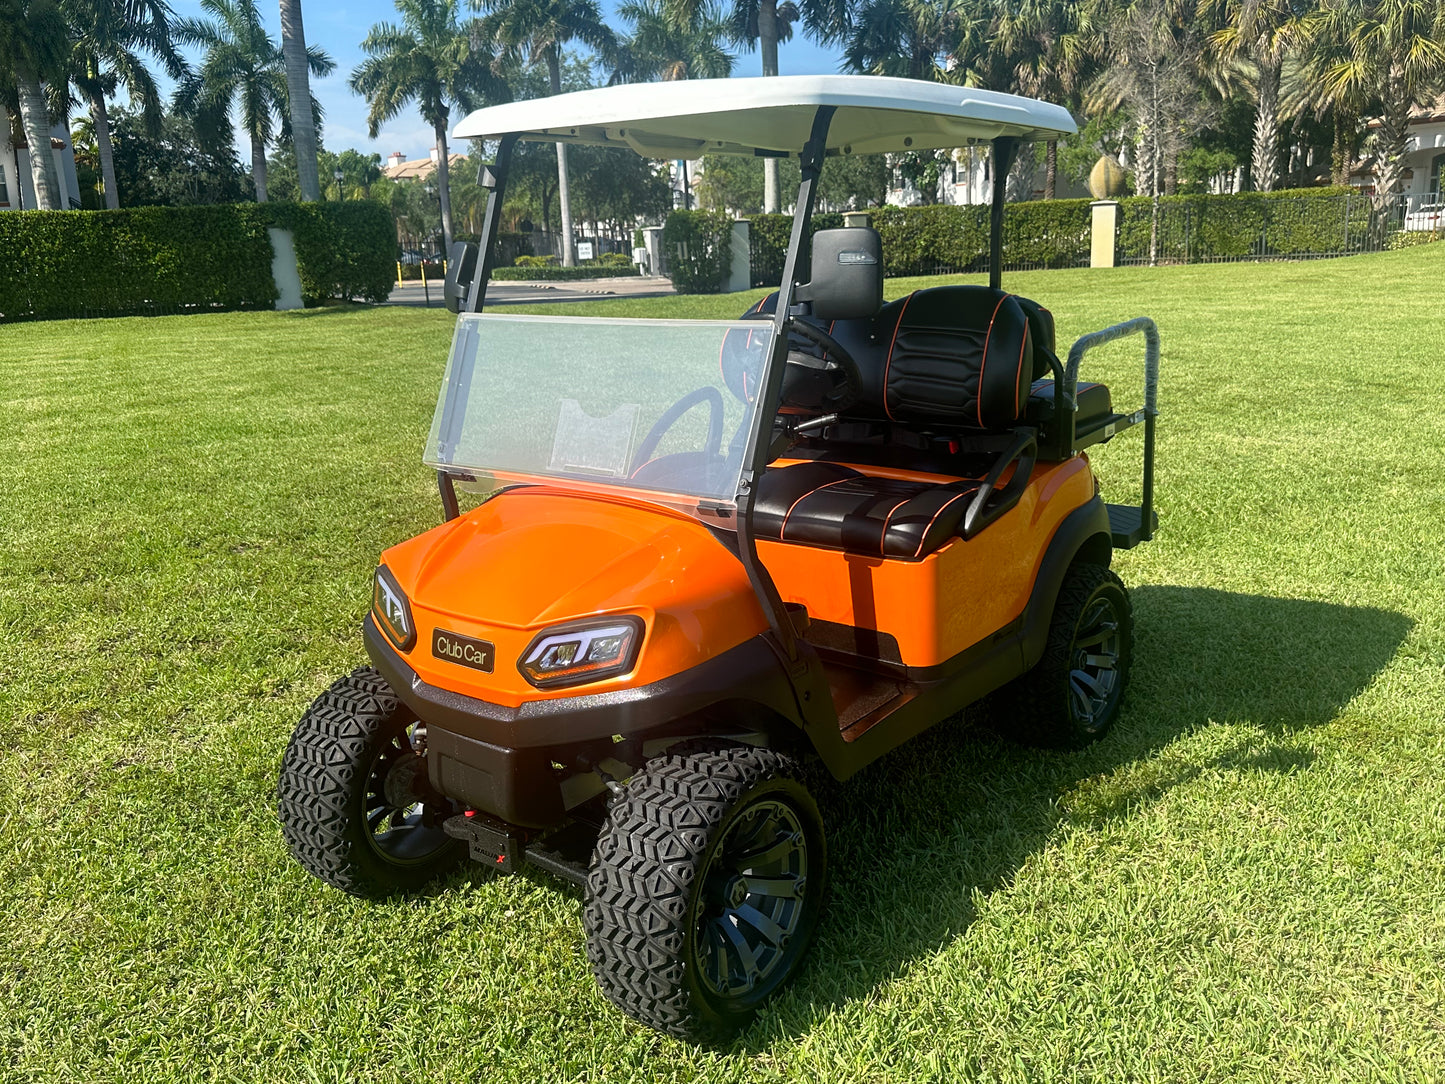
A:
[734,105,836,665]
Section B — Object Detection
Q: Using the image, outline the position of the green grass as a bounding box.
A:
[4,249,1445,1083]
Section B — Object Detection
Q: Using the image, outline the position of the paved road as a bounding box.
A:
[384,276,676,308]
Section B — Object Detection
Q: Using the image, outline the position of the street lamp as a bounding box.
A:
[334,168,345,201]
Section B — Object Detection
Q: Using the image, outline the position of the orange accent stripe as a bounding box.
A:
[779,478,852,541]
[912,488,974,559]
[977,294,1010,429]
[881,292,915,421]
[877,496,914,556]
[1013,323,1031,413]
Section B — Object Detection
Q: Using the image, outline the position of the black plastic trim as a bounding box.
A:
[365,614,804,750]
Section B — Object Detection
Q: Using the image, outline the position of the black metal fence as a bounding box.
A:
[1116,190,1441,266]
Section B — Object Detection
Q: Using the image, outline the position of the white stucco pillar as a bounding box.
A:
[1090,201,1120,269]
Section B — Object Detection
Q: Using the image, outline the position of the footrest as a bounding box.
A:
[1107,503,1158,549]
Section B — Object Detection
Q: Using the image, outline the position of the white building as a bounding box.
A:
[1,106,82,211]
[887,144,1090,207]
[1352,96,1445,210]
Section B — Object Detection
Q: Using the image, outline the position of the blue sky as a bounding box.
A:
[163,0,850,165]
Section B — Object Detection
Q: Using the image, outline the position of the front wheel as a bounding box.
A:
[583,744,828,1041]
[277,666,462,897]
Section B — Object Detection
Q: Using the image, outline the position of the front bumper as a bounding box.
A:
[363,615,803,828]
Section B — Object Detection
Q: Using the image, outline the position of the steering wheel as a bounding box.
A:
[631,385,725,474]
[742,312,865,409]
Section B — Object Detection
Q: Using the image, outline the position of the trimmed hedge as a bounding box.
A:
[1116,188,1374,263]
[743,189,1386,285]
[0,201,397,322]
[0,205,276,321]
[491,264,641,281]
[662,210,733,293]
[269,201,396,304]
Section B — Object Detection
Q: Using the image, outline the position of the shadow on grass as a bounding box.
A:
[736,586,1412,1049]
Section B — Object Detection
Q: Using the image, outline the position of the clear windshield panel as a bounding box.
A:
[424,314,774,521]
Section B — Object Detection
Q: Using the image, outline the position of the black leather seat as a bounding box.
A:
[755,461,981,559]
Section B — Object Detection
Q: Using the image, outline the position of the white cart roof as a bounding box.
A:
[452,74,1076,159]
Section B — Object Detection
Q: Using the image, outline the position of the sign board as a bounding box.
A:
[577,242,594,261]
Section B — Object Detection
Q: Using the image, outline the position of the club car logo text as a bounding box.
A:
[432,629,495,673]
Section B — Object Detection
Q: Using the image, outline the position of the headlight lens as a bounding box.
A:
[372,565,416,651]
[518,618,643,689]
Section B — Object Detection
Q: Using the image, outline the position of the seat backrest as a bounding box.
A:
[849,285,1037,431]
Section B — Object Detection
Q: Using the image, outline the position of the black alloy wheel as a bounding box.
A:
[278,666,462,897]
[584,744,828,1041]
[979,562,1134,749]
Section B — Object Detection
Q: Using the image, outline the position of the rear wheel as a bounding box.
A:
[983,562,1133,749]
[583,744,828,1041]
[278,666,462,897]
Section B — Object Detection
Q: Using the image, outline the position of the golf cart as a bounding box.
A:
[278,75,1160,1041]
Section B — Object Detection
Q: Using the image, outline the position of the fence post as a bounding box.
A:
[642,225,665,277]
[267,228,303,310]
[1090,200,1119,268]
[727,219,751,293]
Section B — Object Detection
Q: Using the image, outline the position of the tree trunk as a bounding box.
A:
[1251,53,1281,193]
[547,48,576,266]
[434,117,455,252]
[1331,108,1354,187]
[15,66,62,210]
[1044,140,1057,200]
[1372,86,1410,211]
[89,88,120,210]
[760,0,780,213]
[280,0,321,202]
[252,131,269,202]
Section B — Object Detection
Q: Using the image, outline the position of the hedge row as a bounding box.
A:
[662,210,734,293]
[0,201,396,322]
[746,201,1092,286]
[1116,188,1374,262]
[490,264,641,281]
[740,188,1383,287]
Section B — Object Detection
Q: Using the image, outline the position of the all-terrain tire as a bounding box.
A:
[583,744,828,1042]
[277,666,462,897]
[981,562,1133,749]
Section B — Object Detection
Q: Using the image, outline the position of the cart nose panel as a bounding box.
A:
[377,490,771,706]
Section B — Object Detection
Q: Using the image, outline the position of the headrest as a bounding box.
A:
[867,286,1035,429]
[1013,296,1057,379]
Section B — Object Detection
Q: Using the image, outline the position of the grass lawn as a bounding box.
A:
[3,247,1445,1083]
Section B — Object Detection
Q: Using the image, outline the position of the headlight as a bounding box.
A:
[518,617,643,689]
[372,565,416,651]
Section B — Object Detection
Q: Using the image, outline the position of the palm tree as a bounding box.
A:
[66,0,186,209]
[352,0,504,251]
[1201,0,1309,192]
[611,0,735,82]
[175,0,334,202]
[473,0,616,265]
[710,0,849,211]
[0,0,69,209]
[989,0,1099,198]
[280,0,320,201]
[842,0,960,82]
[1304,0,1445,204]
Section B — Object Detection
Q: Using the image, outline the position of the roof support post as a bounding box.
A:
[734,105,836,665]
[438,136,519,522]
[464,135,519,314]
[989,136,1019,291]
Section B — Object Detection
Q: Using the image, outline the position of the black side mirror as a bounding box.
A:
[800,228,883,321]
[444,242,479,314]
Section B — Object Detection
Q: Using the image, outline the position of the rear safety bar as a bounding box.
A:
[1066,317,1160,545]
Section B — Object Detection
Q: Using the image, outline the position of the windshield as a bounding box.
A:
[424,313,775,522]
